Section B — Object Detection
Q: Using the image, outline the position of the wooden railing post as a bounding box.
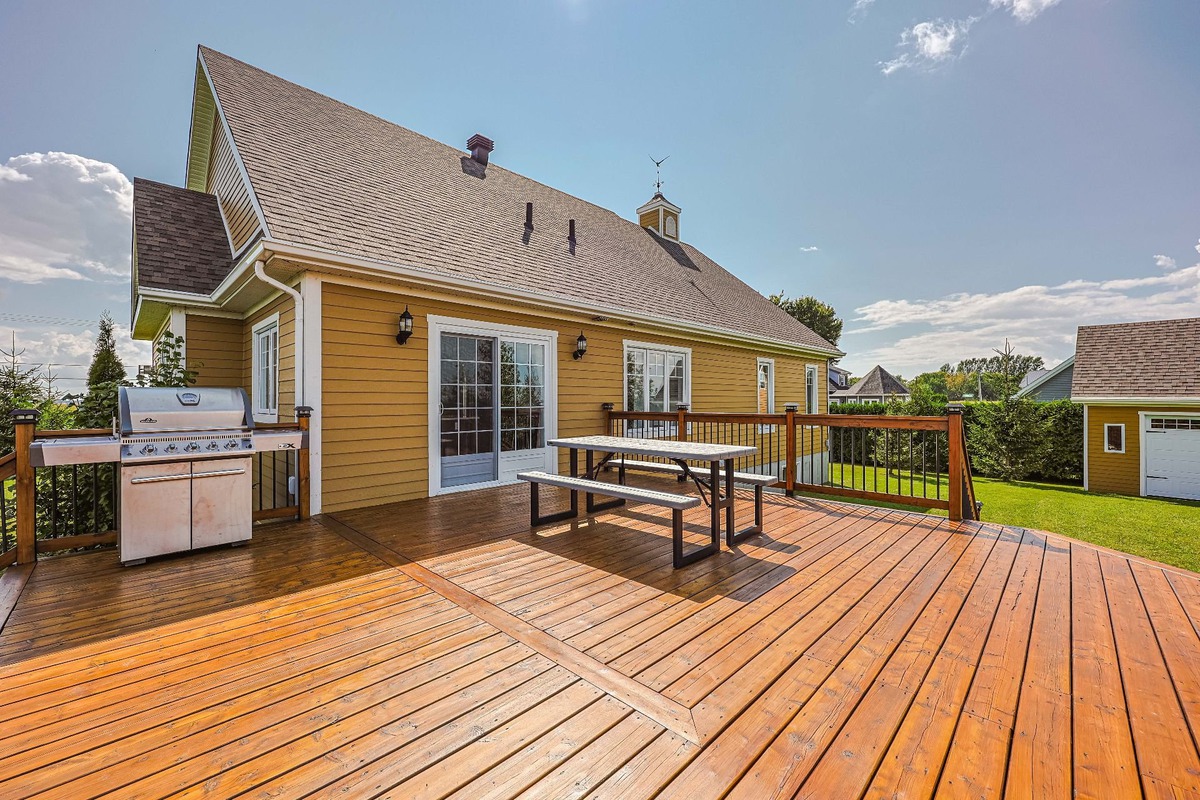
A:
[675,403,689,442]
[947,405,964,522]
[601,403,614,436]
[295,406,312,521]
[784,403,798,496]
[11,408,38,564]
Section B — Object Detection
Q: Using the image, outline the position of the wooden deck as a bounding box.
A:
[0,483,1198,798]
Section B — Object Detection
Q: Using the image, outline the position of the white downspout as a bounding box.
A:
[253,259,304,407]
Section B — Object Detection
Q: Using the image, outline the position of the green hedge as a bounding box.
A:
[828,397,1083,484]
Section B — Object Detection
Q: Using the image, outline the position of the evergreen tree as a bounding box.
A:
[86,313,126,388]
[968,341,1045,481]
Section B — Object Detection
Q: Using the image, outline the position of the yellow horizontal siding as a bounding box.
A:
[1087,404,1200,495]
[321,280,828,513]
[185,315,242,388]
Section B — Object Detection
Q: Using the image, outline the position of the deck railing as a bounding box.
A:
[605,404,979,521]
[1,407,311,567]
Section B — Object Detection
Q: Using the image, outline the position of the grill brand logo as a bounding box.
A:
[140,417,157,424]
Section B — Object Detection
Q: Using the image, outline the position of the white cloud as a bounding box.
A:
[800,246,820,253]
[842,254,1200,375]
[880,18,977,75]
[990,0,1063,24]
[849,0,875,22]
[1154,254,1177,271]
[0,152,133,284]
[2,322,151,394]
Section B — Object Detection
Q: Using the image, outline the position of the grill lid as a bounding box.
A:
[119,387,254,435]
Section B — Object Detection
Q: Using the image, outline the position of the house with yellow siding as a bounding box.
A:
[1073,318,1200,501]
[130,46,841,515]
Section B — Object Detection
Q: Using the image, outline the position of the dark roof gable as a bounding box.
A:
[189,46,838,354]
[834,365,910,398]
[1072,318,1200,398]
[133,178,233,294]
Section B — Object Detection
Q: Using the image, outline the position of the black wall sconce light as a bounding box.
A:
[572,331,588,360]
[396,305,414,345]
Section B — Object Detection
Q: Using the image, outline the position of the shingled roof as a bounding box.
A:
[133,178,233,294]
[832,365,910,399]
[1072,318,1200,399]
[190,46,838,354]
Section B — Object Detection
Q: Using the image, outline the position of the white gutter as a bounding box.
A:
[253,259,305,406]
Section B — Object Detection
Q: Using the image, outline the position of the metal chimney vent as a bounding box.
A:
[467,133,494,166]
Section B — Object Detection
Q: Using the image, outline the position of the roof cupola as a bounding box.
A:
[637,155,681,241]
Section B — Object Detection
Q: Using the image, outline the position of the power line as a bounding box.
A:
[0,313,98,328]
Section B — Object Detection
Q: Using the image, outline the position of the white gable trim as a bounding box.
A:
[1015,354,1074,399]
[196,50,271,241]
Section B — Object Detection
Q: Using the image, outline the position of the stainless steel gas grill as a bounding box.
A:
[29,387,306,565]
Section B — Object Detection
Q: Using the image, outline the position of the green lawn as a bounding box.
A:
[800,464,1200,573]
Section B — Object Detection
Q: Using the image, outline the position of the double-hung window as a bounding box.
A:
[624,341,690,435]
[253,315,279,422]
[805,364,819,414]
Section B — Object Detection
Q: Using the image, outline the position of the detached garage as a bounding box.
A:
[1073,318,1200,501]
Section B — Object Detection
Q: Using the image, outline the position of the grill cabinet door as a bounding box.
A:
[191,456,253,549]
[120,461,192,563]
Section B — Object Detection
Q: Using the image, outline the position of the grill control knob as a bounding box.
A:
[141,444,157,455]
[206,442,220,451]
[225,440,239,450]
[185,442,200,452]
[165,443,178,453]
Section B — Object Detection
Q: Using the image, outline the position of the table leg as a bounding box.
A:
[709,460,721,551]
[724,458,735,541]
[569,448,579,517]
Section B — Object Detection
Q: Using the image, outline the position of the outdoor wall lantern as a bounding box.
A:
[573,331,588,360]
[396,305,414,345]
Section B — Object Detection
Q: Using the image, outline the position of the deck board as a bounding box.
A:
[0,483,1197,798]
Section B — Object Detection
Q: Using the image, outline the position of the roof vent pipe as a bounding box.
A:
[568,219,576,243]
[467,133,493,166]
[525,202,534,230]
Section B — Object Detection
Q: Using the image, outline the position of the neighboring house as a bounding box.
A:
[130,46,841,515]
[1015,355,1074,401]
[829,365,910,404]
[828,363,851,396]
[1073,318,1200,501]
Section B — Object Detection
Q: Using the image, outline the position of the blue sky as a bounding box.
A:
[1,0,1197,390]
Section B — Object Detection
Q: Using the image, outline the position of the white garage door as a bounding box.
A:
[1144,417,1200,501]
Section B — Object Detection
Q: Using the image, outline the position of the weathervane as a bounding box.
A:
[650,154,669,193]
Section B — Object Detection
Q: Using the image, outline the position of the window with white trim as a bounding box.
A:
[805,364,819,414]
[1104,423,1125,454]
[624,343,689,413]
[757,359,774,414]
[252,316,279,421]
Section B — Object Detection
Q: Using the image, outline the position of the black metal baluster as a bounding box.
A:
[257,452,264,511]
[50,466,59,538]
[1,482,9,552]
[71,464,79,536]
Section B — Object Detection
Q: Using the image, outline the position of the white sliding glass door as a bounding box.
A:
[429,317,557,494]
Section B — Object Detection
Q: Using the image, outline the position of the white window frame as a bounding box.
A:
[252,313,280,423]
[805,364,819,414]
[756,358,775,414]
[623,340,691,437]
[623,340,692,413]
[1103,423,1125,454]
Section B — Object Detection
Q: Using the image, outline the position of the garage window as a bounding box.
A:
[1150,418,1200,431]
[1104,423,1125,454]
